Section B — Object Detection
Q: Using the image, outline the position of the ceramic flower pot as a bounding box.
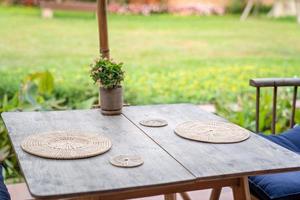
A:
[99,87,123,115]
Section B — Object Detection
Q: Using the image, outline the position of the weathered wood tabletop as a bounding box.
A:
[2,104,300,200]
[123,104,300,179]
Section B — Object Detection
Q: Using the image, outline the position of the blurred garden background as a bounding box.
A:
[0,0,300,182]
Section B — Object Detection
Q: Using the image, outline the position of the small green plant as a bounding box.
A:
[90,57,125,89]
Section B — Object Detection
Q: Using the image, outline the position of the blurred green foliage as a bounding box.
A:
[0,71,71,183]
[227,0,271,14]
[227,0,247,14]
[216,88,300,134]
[1,6,300,106]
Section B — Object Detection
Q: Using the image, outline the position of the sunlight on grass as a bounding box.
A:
[0,5,299,104]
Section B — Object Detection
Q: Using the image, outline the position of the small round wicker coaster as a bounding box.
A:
[139,119,168,127]
[21,131,112,159]
[174,121,250,144]
[110,155,144,168]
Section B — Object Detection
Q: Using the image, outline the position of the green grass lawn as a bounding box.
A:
[0,5,300,105]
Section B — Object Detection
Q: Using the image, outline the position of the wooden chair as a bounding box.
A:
[183,78,300,200]
[248,78,300,200]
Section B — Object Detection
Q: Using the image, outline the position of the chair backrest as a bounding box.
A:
[249,78,300,134]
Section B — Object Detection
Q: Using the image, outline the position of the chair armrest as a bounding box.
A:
[250,78,300,87]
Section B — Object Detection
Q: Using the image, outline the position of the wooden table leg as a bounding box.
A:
[210,188,222,200]
[180,192,191,200]
[232,177,251,200]
[165,193,177,200]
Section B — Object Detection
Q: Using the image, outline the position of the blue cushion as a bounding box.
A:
[249,126,300,200]
[260,126,300,153]
[0,165,10,200]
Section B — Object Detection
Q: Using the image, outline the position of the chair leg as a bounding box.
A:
[180,192,192,200]
[232,177,251,200]
[165,193,177,200]
[210,188,222,200]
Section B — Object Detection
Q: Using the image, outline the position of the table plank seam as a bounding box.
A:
[122,112,197,178]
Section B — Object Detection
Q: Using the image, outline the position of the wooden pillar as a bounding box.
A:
[97,0,110,59]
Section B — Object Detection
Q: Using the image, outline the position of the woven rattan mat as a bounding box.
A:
[174,121,250,143]
[21,131,112,159]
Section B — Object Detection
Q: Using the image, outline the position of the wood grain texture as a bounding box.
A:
[1,109,193,199]
[97,0,110,59]
[123,104,300,180]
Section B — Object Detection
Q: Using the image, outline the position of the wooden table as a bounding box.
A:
[2,104,300,200]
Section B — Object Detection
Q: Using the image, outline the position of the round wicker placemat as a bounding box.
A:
[110,155,144,168]
[21,131,112,159]
[174,121,250,143]
[139,119,168,127]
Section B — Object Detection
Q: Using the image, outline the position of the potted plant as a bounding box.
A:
[90,57,125,115]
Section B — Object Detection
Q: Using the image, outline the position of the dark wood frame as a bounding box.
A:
[18,177,250,200]
[250,78,300,134]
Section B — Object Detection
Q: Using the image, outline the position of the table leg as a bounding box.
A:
[232,177,251,200]
[164,193,177,200]
[180,192,191,200]
[210,188,222,200]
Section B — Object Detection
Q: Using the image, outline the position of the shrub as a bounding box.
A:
[227,0,247,14]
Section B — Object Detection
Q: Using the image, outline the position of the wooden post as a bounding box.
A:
[97,0,110,59]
